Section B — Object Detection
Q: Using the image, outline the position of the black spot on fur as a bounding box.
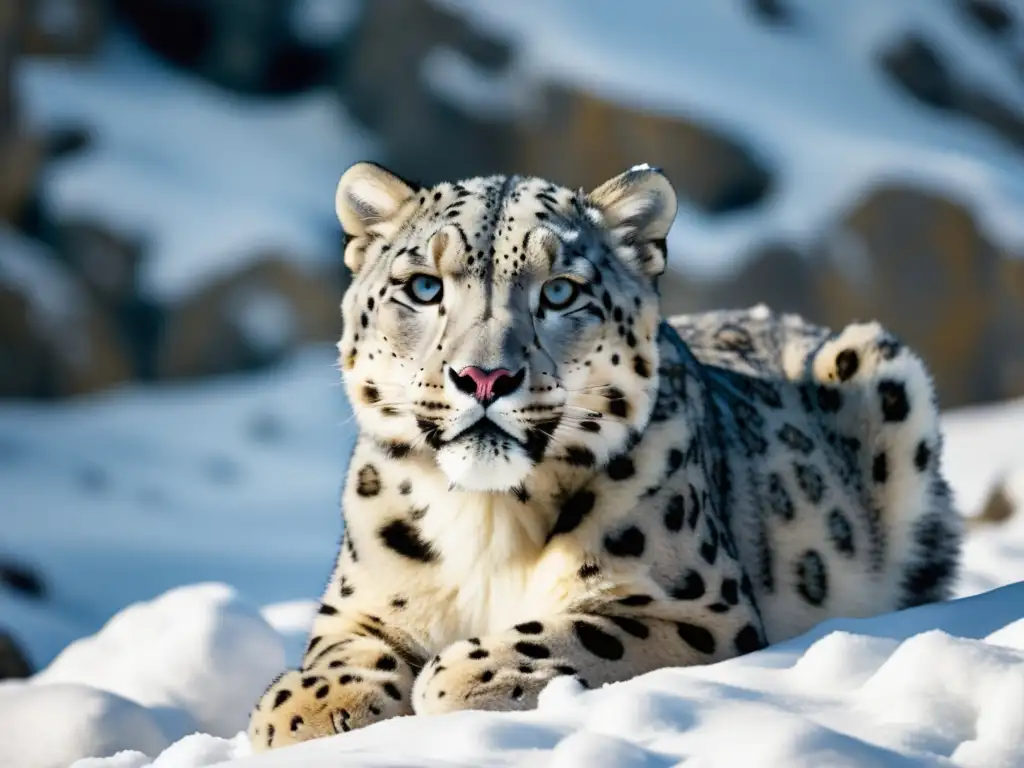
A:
[548,489,596,541]
[563,445,596,467]
[398,480,412,495]
[379,441,411,459]
[687,484,702,530]
[676,622,716,654]
[339,577,354,597]
[777,424,814,455]
[878,337,901,359]
[667,448,684,476]
[618,594,653,606]
[515,621,544,635]
[573,621,625,660]
[816,385,843,412]
[356,465,381,497]
[318,603,338,616]
[606,455,636,481]
[606,387,629,418]
[379,519,437,563]
[604,525,646,557]
[383,682,402,700]
[376,655,397,671]
[767,473,795,521]
[315,684,330,699]
[362,385,380,404]
[514,642,551,659]
[468,648,489,659]
[873,451,889,484]
[578,562,601,579]
[914,440,931,472]
[664,494,685,532]
[720,578,739,605]
[608,615,649,639]
[512,484,530,503]
[795,550,828,606]
[794,462,826,504]
[734,624,766,655]
[670,569,706,600]
[827,509,855,556]
[580,420,601,433]
[272,689,292,709]
[479,670,494,683]
[878,379,910,422]
[700,517,719,565]
[835,349,859,381]
[900,512,959,608]
[525,418,560,463]
[633,356,651,378]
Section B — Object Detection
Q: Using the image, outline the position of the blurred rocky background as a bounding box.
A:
[2,0,1024,408]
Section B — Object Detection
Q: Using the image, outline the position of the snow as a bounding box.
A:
[289,0,363,47]
[15,32,377,304]
[0,342,1021,767]
[0,224,89,361]
[428,0,1024,280]
[0,346,353,669]
[420,47,528,121]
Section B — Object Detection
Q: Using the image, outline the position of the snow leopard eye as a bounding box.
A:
[540,278,579,310]
[404,274,443,305]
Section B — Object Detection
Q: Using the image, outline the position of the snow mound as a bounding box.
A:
[35,583,285,739]
[0,683,170,768]
[28,581,1021,768]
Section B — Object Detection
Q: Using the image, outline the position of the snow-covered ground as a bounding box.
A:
[0,344,1022,768]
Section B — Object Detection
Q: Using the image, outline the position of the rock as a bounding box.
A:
[0,0,24,135]
[814,186,1008,408]
[0,559,46,599]
[156,255,344,381]
[990,256,1024,398]
[118,0,338,94]
[519,84,771,214]
[0,633,32,679]
[0,132,46,228]
[20,0,108,58]
[660,243,819,319]
[0,226,132,398]
[880,34,1024,148]
[969,478,1017,528]
[55,218,144,309]
[660,187,1024,408]
[745,0,794,25]
[958,0,1015,36]
[337,0,516,184]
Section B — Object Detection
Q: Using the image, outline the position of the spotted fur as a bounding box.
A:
[248,163,961,750]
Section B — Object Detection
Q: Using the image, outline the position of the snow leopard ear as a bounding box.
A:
[336,162,420,270]
[588,165,678,276]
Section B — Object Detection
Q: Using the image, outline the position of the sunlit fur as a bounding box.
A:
[338,175,662,492]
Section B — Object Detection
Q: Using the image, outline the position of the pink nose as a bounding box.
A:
[451,366,524,404]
